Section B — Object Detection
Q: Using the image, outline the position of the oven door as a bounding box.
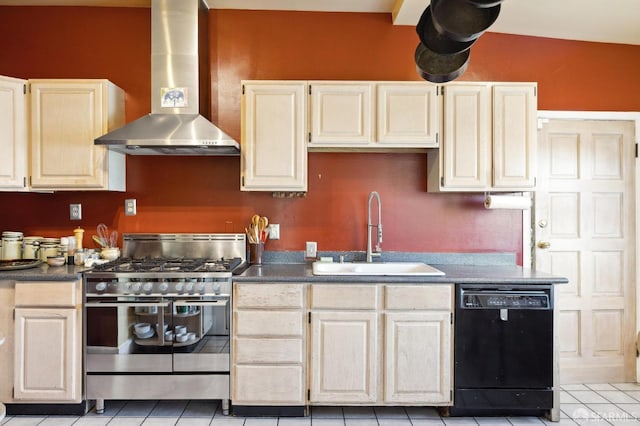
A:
[172,297,230,372]
[85,297,172,373]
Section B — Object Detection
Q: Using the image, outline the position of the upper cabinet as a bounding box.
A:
[309,82,374,146]
[240,80,536,193]
[0,76,28,191]
[241,81,308,192]
[29,79,126,191]
[427,82,537,192]
[308,81,440,150]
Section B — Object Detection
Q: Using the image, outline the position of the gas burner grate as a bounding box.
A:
[91,256,243,273]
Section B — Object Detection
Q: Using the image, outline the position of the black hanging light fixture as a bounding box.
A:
[415,0,503,82]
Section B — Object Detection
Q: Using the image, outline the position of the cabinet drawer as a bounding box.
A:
[385,285,452,310]
[15,281,77,307]
[311,284,378,309]
[235,311,304,336]
[235,338,303,364]
[235,283,304,308]
[233,364,305,404]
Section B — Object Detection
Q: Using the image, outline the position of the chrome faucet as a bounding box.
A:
[366,191,383,263]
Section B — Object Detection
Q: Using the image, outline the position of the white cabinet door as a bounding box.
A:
[310,311,377,403]
[377,83,439,147]
[384,311,451,404]
[309,82,373,146]
[0,76,28,191]
[492,84,537,189]
[14,308,79,402]
[429,82,537,192]
[241,82,307,191]
[441,83,491,190]
[29,79,125,191]
[0,281,15,403]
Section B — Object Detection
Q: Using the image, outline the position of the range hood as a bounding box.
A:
[95,0,239,156]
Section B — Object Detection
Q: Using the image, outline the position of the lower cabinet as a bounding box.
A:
[0,281,14,403]
[12,280,82,403]
[232,283,306,406]
[232,281,453,409]
[14,308,77,401]
[310,311,378,403]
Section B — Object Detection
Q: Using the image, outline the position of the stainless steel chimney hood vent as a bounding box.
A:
[95,0,239,156]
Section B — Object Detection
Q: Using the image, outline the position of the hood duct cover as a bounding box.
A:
[95,0,239,156]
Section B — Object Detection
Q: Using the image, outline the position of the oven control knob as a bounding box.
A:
[213,283,221,295]
[143,282,153,293]
[123,282,132,294]
[175,282,184,293]
[185,282,194,293]
[197,283,206,294]
[95,282,107,292]
[158,282,169,293]
[131,283,142,293]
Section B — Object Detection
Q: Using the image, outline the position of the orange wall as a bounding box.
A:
[1,7,639,263]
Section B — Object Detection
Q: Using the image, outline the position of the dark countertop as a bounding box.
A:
[0,257,568,285]
[234,263,568,285]
[0,263,87,281]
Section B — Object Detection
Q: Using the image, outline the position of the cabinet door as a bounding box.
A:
[0,281,14,403]
[241,82,307,191]
[441,84,491,189]
[29,79,125,190]
[0,76,28,191]
[377,83,439,147]
[492,84,537,189]
[309,82,373,146]
[14,308,79,401]
[310,311,377,403]
[384,311,452,404]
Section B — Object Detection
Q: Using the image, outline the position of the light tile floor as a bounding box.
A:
[3,384,640,425]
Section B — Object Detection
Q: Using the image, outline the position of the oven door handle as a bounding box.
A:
[173,300,228,307]
[85,301,171,308]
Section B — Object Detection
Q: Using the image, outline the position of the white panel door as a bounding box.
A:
[14,308,78,401]
[535,119,636,383]
[441,84,491,189]
[310,311,377,403]
[0,76,28,191]
[241,82,307,191]
[492,84,537,189]
[376,83,439,147]
[384,311,451,404]
[309,82,373,146]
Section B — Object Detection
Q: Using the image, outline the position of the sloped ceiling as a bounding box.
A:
[1,0,638,45]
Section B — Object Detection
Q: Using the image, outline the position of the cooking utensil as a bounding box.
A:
[97,223,109,248]
[93,235,106,248]
[416,5,476,55]
[430,0,501,42]
[258,216,269,242]
[415,41,470,83]
[109,230,118,248]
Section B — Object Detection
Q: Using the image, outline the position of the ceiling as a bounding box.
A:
[1,0,638,46]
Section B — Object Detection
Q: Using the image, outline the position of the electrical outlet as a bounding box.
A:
[268,224,280,240]
[69,204,82,220]
[125,199,137,216]
[305,241,317,259]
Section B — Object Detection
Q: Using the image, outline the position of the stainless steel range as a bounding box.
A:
[83,234,246,416]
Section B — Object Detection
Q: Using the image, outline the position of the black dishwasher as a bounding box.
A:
[451,284,554,417]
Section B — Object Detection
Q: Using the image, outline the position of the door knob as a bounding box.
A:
[537,241,551,249]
